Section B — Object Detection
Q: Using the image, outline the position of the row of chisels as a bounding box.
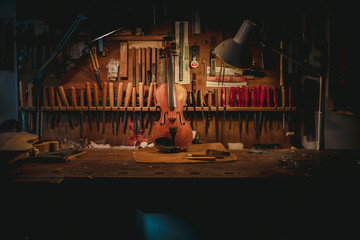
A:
[19,80,294,135]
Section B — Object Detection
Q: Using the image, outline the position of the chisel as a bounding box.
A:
[18,81,26,131]
[222,86,226,143]
[251,86,257,132]
[116,82,123,135]
[199,89,205,123]
[151,47,157,83]
[281,86,286,130]
[266,85,271,130]
[85,82,92,132]
[58,86,73,129]
[49,87,56,129]
[244,86,249,133]
[259,85,265,131]
[28,83,34,132]
[272,86,278,129]
[123,82,133,132]
[93,83,100,131]
[145,82,155,128]
[79,89,84,138]
[215,88,221,142]
[108,82,114,134]
[229,86,235,129]
[236,86,242,134]
[102,82,108,134]
[205,90,213,136]
[70,86,78,127]
[139,81,144,133]
[55,89,62,129]
[288,86,292,131]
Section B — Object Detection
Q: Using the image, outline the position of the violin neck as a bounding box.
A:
[167,48,177,109]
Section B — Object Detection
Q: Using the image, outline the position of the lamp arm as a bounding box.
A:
[258,41,321,77]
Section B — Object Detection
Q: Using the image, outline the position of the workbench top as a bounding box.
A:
[6,148,360,183]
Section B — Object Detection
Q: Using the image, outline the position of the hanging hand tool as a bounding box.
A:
[205,90,213,136]
[49,86,56,129]
[251,86,257,132]
[55,89,62,129]
[132,48,137,136]
[123,82,133,133]
[210,36,216,76]
[102,82,108,134]
[229,87,235,129]
[116,82,123,135]
[236,86,242,134]
[259,86,265,132]
[85,82,93,132]
[199,89,205,124]
[151,47,157,83]
[79,89,84,138]
[58,86,73,129]
[70,86,78,127]
[18,81,26,131]
[141,48,146,84]
[272,86,279,129]
[42,86,48,133]
[190,43,199,68]
[266,85,271,130]
[281,86,286,130]
[27,83,34,132]
[159,48,166,84]
[288,86,292,131]
[244,86,249,133]
[89,46,102,89]
[109,82,115,135]
[222,86,226,143]
[145,82,155,128]
[201,58,208,77]
[215,88,221,142]
[93,83,100,131]
[146,47,151,85]
[139,81,144,134]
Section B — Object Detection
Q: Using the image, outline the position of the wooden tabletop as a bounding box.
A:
[7,148,359,184]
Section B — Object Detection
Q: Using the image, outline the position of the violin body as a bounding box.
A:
[152,83,193,152]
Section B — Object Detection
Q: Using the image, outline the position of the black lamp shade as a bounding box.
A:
[214,20,255,68]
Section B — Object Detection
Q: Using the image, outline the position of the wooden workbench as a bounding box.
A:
[6,148,360,183]
[2,149,360,239]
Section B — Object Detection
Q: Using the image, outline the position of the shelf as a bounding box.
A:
[19,106,297,112]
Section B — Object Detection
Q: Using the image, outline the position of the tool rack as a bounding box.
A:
[17,25,296,148]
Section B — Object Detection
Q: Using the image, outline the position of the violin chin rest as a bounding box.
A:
[154,137,181,153]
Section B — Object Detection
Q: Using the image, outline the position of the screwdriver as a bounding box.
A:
[251,86,257,132]
[266,85,271,130]
[229,86,235,129]
[272,86,279,129]
[222,86,226,143]
[236,86,242,134]
[259,85,266,131]
[244,86,249,133]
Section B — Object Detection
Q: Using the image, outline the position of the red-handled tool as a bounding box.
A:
[229,87,235,129]
[245,86,249,133]
[236,86,242,134]
[259,86,266,131]
[251,86,257,132]
[222,86,226,144]
[256,85,260,107]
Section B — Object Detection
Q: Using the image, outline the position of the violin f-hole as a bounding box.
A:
[177,112,186,126]
[160,112,167,126]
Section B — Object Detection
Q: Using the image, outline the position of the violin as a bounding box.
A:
[152,44,193,152]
